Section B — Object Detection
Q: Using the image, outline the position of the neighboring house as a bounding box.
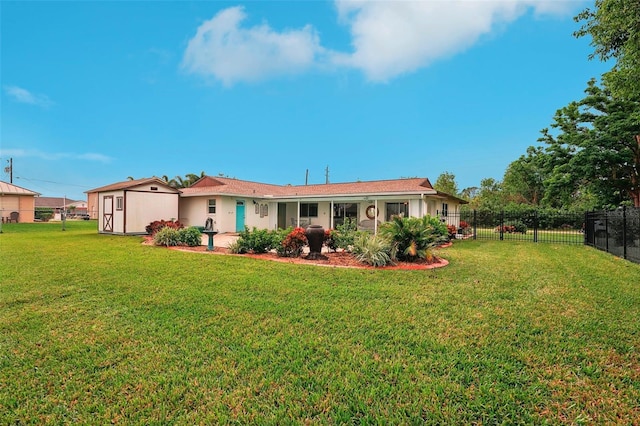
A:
[0,181,40,223]
[86,177,180,234]
[35,197,88,220]
[180,176,467,233]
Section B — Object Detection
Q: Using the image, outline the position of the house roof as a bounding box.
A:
[34,197,84,208]
[181,176,467,203]
[0,180,40,196]
[86,177,180,194]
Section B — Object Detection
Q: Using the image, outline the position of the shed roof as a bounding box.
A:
[86,177,180,194]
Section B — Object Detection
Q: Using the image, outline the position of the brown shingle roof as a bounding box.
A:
[35,197,83,208]
[181,176,439,198]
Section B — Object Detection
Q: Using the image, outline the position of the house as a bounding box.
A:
[0,181,40,223]
[35,197,88,220]
[86,177,180,234]
[87,175,466,235]
[180,176,467,233]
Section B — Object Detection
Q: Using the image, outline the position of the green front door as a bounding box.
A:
[235,201,245,232]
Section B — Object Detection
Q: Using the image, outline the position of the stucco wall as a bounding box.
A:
[0,195,35,223]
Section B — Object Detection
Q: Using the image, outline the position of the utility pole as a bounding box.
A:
[4,158,13,183]
[325,165,329,184]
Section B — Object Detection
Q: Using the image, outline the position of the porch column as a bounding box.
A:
[374,199,378,234]
[330,200,334,229]
[296,200,300,227]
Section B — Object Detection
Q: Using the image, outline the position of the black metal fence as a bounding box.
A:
[439,209,585,245]
[437,208,640,264]
[585,207,640,264]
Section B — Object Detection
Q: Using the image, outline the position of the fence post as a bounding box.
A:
[623,206,627,260]
[533,211,538,243]
[605,211,609,253]
[500,211,504,241]
[583,211,588,246]
[473,210,477,240]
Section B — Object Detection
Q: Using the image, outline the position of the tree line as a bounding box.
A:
[436,0,639,211]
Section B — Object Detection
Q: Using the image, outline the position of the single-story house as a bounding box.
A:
[180,176,467,233]
[86,177,180,234]
[88,175,466,235]
[0,180,40,223]
[35,197,88,220]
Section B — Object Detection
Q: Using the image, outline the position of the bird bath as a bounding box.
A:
[203,218,217,251]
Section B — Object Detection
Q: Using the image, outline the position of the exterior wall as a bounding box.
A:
[0,195,35,223]
[87,192,99,218]
[125,191,179,234]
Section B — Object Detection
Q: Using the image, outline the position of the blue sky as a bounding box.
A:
[1,0,609,201]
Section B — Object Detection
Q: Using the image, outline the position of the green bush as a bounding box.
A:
[352,234,392,267]
[236,227,280,254]
[331,218,363,252]
[178,227,202,247]
[511,220,528,234]
[153,227,180,247]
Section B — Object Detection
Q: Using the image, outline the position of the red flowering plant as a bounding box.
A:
[145,219,183,236]
[277,227,308,257]
[446,224,457,239]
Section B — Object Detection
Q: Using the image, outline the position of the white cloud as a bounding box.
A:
[333,0,582,82]
[0,148,112,163]
[182,1,584,85]
[3,85,53,107]
[182,6,326,86]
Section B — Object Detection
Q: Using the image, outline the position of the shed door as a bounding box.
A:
[103,196,113,232]
[235,201,245,232]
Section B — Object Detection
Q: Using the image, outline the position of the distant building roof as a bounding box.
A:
[0,180,40,196]
[35,197,85,208]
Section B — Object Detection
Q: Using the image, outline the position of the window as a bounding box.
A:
[116,196,123,211]
[300,203,318,217]
[385,202,408,221]
[208,199,216,214]
[441,203,449,217]
[333,203,358,226]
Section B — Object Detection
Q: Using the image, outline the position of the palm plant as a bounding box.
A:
[378,215,447,262]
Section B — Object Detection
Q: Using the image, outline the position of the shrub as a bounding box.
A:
[447,224,457,238]
[379,215,447,262]
[277,227,308,257]
[352,234,392,267]
[512,220,528,234]
[153,226,180,247]
[324,229,337,252]
[146,220,183,236]
[236,227,280,254]
[331,218,362,252]
[178,227,202,247]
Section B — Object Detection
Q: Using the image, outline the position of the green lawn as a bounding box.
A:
[1,221,639,424]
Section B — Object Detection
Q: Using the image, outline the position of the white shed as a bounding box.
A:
[86,177,180,235]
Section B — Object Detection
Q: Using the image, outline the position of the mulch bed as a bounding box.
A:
[144,237,449,270]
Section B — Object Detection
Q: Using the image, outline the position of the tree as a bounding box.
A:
[433,171,459,197]
[162,171,207,189]
[575,0,640,99]
[502,146,547,206]
[537,79,640,208]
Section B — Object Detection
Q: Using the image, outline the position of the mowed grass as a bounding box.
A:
[1,222,639,424]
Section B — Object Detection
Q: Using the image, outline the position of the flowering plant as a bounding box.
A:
[278,227,308,257]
